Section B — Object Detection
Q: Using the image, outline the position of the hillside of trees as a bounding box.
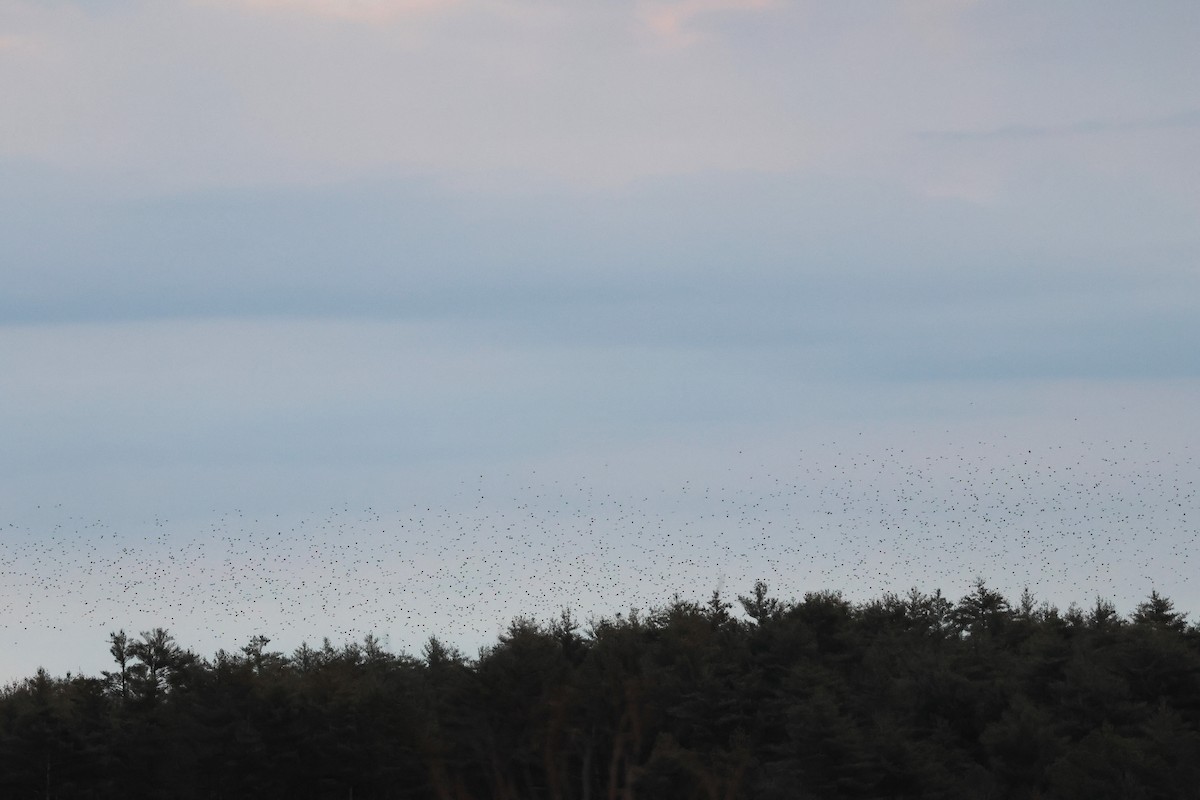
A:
[2,582,1199,799]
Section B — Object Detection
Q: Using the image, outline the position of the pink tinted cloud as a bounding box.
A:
[638,0,777,46]
[201,0,461,24]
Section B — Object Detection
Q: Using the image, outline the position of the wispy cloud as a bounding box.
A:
[918,109,1200,142]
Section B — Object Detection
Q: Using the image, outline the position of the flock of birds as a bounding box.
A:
[1,436,1196,679]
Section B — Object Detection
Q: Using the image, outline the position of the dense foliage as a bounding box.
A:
[3,583,1199,799]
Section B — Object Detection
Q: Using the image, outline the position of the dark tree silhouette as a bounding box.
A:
[2,585,1199,799]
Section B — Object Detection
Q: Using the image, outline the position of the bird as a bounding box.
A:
[1,436,1196,680]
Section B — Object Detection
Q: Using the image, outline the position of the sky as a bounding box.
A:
[1,0,1199,681]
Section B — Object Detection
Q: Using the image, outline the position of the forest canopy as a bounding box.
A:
[2,583,1199,799]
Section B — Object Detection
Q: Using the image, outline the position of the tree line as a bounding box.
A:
[2,582,1199,799]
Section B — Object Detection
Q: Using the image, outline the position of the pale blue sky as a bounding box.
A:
[1,0,1199,680]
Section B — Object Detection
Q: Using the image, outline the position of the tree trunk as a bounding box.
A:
[581,735,593,800]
